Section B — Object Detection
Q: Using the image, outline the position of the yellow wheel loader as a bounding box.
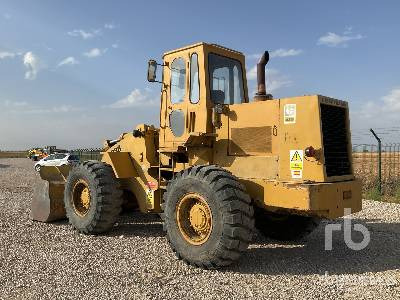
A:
[28,148,46,161]
[32,42,362,269]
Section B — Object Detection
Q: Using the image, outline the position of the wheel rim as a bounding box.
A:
[35,165,40,171]
[72,179,91,217]
[176,193,212,246]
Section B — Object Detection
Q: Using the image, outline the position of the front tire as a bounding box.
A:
[35,164,41,172]
[255,208,320,241]
[163,165,254,269]
[64,161,122,234]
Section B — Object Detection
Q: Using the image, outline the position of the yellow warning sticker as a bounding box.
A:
[290,150,303,179]
[146,188,154,204]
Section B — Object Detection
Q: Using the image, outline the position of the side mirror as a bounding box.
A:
[147,60,157,82]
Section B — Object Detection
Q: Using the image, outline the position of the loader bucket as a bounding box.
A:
[31,165,71,222]
[38,164,71,183]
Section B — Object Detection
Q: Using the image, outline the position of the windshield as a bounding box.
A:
[208,53,245,105]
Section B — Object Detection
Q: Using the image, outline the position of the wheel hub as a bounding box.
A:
[176,193,212,245]
[72,180,91,217]
[189,203,209,232]
[80,187,90,209]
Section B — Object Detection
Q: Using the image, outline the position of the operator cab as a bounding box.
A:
[147,42,249,150]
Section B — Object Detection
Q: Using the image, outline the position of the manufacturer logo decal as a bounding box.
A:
[284,104,296,124]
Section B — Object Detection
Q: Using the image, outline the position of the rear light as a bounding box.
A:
[305,146,316,157]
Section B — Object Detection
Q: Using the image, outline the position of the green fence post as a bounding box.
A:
[370,129,382,195]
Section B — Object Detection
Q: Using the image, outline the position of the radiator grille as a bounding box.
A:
[230,126,272,155]
[320,104,351,177]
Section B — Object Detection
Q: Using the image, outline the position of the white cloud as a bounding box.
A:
[3,13,11,20]
[67,29,101,40]
[58,56,79,67]
[12,105,79,114]
[317,28,364,47]
[247,66,291,93]
[111,43,119,49]
[246,65,258,80]
[24,105,78,114]
[382,88,400,112]
[1,99,79,114]
[359,88,400,119]
[23,52,41,80]
[351,88,400,136]
[0,51,16,59]
[104,23,117,29]
[266,69,291,93]
[3,100,28,107]
[270,48,303,58]
[83,48,107,58]
[106,89,157,108]
[247,49,303,60]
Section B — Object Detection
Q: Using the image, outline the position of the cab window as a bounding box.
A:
[208,53,245,105]
[170,57,186,104]
[190,53,200,103]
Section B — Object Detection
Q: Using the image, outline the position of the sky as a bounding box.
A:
[1,0,400,150]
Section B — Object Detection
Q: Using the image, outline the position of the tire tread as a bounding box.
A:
[64,161,122,234]
[163,165,254,269]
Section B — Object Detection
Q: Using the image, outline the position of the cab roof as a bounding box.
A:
[162,42,243,58]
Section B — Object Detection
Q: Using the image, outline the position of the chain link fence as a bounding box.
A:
[353,143,400,202]
[70,148,103,162]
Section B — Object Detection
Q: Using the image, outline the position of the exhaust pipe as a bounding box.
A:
[254,51,273,101]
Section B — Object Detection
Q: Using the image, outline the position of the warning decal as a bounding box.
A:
[290,150,303,179]
[146,189,154,204]
[284,104,296,124]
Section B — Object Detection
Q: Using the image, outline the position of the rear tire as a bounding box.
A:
[163,165,254,269]
[255,208,320,241]
[64,161,122,234]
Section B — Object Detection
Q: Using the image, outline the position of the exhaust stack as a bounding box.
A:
[254,51,273,101]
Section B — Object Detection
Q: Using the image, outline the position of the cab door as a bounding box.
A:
[160,48,208,150]
[164,55,187,146]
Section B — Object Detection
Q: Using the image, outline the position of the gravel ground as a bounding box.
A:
[0,158,399,300]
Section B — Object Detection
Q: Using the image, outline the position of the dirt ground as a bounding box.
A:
[0,158,399,299]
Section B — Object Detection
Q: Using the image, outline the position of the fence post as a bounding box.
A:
[370,129,382,195]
